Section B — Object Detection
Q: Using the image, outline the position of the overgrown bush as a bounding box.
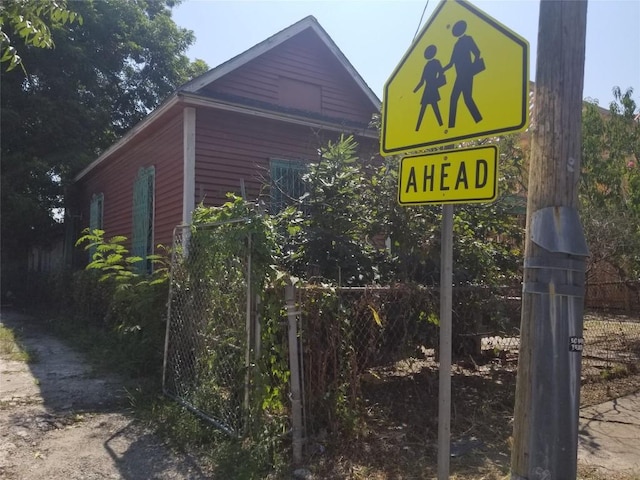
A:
[276,135,379,285]
[275,134,524,290]
[55,229,172,377]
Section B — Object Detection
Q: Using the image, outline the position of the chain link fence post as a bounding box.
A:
[286,284,303,465]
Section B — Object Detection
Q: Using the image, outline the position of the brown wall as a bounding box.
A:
[194,107,379,207]
[200,29,376,127]
[76,112,184,251]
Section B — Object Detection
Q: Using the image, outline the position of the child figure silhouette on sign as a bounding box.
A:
[414,44,446,131]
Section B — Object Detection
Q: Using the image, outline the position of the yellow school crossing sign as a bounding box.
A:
[381,0,529,155]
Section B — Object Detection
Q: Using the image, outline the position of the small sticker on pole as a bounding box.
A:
[569,336,584,352]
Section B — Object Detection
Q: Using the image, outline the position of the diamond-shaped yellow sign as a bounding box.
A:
[381,0,529,156]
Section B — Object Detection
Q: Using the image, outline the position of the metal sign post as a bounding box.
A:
[438,203,454,479]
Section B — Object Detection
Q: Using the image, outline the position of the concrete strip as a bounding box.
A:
[579,392,640,474]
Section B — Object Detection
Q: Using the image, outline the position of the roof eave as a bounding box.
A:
[180,92,379,139]
[74,94,181,182]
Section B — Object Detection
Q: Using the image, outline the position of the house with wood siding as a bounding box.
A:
[71,16,380,266]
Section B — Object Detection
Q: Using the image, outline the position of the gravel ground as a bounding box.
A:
[0,310,211,480]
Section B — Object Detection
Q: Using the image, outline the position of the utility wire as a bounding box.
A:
[413,0,431,41]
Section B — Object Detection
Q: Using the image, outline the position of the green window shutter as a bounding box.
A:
[270,159,306,213]
[132,166,155,273]
[88,193,104,260]
[89,193,104,231]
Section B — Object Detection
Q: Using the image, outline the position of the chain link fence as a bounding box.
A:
[161,232,640,451]
[292,283,639,435]
[163,221,256,436]
[581,310,640,404]
[581,281,640,403]
[295,284,522,433]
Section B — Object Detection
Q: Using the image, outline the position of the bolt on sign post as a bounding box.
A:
[510,1,588,479]
[380,1,529,478]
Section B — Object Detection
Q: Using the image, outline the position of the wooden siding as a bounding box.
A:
[200,29,376,127]
[75,112,184,252]
[194,107,378,207]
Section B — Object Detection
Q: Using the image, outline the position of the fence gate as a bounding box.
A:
[162,220,257,436]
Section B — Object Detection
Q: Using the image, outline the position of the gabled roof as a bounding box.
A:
[75,16,380,182]
[178,15,381,110]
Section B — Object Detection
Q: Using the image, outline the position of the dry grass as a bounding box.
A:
[578,464,640,480]
[0,324,32,362]
[303,311,640,479]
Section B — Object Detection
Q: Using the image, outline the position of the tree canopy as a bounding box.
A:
[1,0,207,295]
[581,87,640,281]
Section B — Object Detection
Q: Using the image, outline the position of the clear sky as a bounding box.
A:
[172,0,639,110]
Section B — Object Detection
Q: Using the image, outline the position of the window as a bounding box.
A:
[270,159,306,213]
[89,193,104,231]
[88,193,104,260]
[132,166,155,273]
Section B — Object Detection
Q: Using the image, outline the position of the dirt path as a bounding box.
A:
[0,310,210,480]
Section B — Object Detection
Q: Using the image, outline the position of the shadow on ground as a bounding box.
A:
[0,309,211,480]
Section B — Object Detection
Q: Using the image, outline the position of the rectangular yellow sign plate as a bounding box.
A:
[398,145,498,205]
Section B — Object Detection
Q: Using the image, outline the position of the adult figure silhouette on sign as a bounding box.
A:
[413,44,446,131]
[443,20,484,128]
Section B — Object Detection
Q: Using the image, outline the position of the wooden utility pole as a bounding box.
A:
[511,1,589,479]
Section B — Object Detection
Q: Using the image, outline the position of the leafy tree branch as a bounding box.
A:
[0,0,82,72]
